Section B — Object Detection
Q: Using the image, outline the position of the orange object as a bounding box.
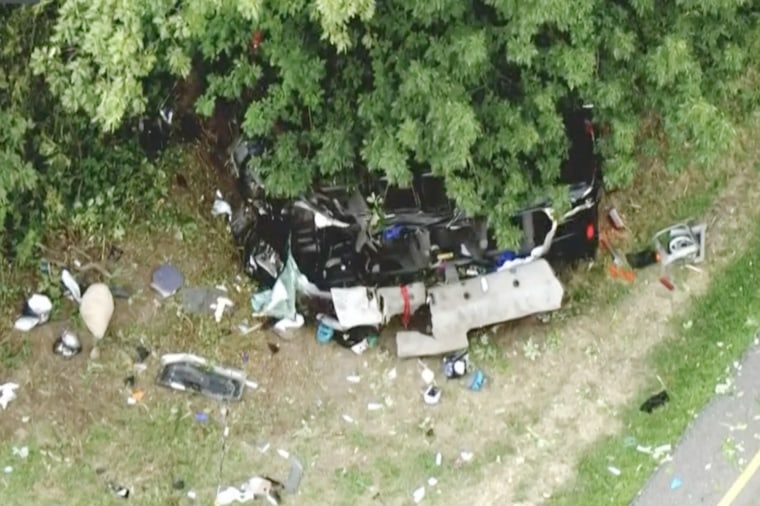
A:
[659,277,675,291]
[608,264,635,283]
[130,389,145,402]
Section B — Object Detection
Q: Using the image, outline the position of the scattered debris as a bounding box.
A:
[14,294,52,332]
[136,345,151,363]
[181,287,229,315]
[435,452,442,466]
[419,361,435,385]
[79,283,115,340]
[715,376,734,395]
[267,342,280,354]
[0,382,19,410]
[3,466,12,474]
[346,375,361,384]
[12,446,28,459]
[215,476,281,505]
[651,444,673,462]
[285,456,304,494]
[412,486,426,503]
[460,451,474,462]
[427,477,438,487]
[442,351,469,379]
[151,264,184,298]
[468,369,486,391]
[670,476,682,490]
[127,389,145,405]
[640,390,670,413]
[195,412,209,423]
[157,354,249,402]
[600,236,635,283]
[108,482,130,499]
[659,276,675,291]
[607,466,621,476]
[341,414,355,424]
[173,478,185,490]
[315,322,334,344]
[213,296,235,323]
[61,268,82,303]
[53,329,82,358]
[626,248,659,269]
[608,208,625,230]
[212,190,233,219]
[367,402,384,411]
[654,222,706,267]
[423,385,441,405]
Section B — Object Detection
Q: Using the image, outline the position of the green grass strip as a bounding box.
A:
[549,218,760,506]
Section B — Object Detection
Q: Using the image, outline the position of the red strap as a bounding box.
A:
[400,285,411,328]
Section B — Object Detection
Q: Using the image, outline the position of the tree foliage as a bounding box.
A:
[1,3,169,265]
[5,0,760,253]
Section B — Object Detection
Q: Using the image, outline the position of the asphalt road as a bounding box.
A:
[632,336,760,506]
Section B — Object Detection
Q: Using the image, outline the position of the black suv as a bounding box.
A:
[230,106,603,290]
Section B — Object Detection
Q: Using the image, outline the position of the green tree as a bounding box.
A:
[0,3,168,264]
[19,0,760,248]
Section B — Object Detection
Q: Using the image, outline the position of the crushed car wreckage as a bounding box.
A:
[229,107,604,356]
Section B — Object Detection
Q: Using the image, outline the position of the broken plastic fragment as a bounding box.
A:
[413,486,425,503]
[419,361,435,385]
[367,402,383,411]
[212,191,233,219]
[342,414,355,424]
[12,446,28,459]
[607,466,621,476]
[213,296,235,323]
[350,339,369,355]
[151,264,184,298]
[427,477,438,487]
[0,383,19,410]
[14,294,52,331]
[670,476,682,490]
[61,269,82,303]
[53,329,82,358]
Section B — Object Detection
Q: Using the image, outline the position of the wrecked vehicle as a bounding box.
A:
[228,106,603,356]
[230,106,603,291]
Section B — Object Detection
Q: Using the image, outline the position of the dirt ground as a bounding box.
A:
[1,143,758,506]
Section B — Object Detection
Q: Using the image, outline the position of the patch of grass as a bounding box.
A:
[547,210,760,506]
[0,335,32,370]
